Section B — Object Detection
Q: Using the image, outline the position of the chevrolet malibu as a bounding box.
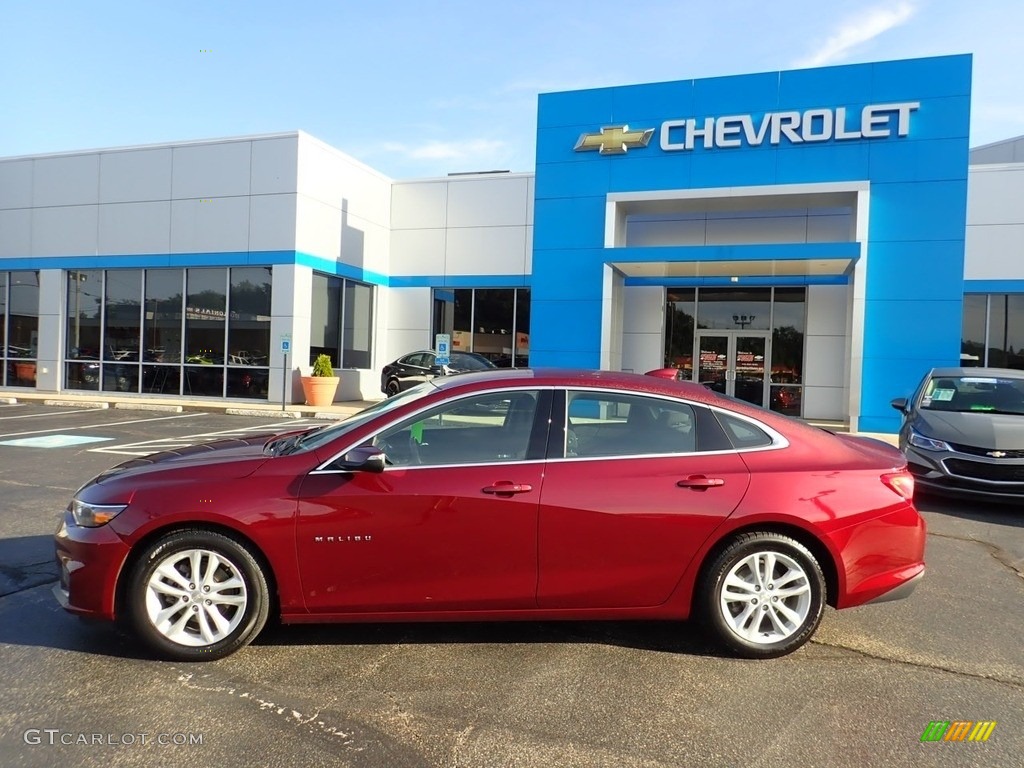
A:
[55,369,924,661]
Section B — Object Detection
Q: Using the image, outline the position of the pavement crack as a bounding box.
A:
[811,638,1024,690]
[927,530,1024,580]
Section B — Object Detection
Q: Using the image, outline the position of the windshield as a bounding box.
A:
[290,382,437,452]
[921,375,1024,415]
[449,352,496,371]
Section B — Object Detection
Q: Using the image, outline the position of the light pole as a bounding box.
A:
[733,314,755,330]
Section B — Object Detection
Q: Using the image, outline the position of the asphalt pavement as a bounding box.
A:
[0,401,1020,767]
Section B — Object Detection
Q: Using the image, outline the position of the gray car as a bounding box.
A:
[891,367,1024,502]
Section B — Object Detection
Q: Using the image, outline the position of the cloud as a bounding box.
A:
[381,138,507,162]
[794,2,918,68]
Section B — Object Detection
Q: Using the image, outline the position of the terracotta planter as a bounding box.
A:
[300,376,339,406]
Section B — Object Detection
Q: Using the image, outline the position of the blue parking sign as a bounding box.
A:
[435,333,451,365]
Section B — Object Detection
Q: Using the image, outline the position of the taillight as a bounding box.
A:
[881,471,915,500]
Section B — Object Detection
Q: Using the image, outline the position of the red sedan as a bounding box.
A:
[54,369,924,661]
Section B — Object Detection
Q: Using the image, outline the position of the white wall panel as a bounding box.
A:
[965,224,1024,280]
[445,226,528,276]
[391,229,446,275]
[967,166,1024,226]
[802,386,845,420]
[806,284,848,336]
[387,287,432,330]
[621,332,662,373]
[357,219,390,276]
[171,142,251,199]
[32,205,98,256]
[524,225,533,274]
[170,196,249,253]
[0,160,33,209]
[627,219,706,246]
[250,137,298,195]
[295,195,341,260]
[384,329,431,364]
[339,166,391,229]
[99,202,171,255]
[806,214,853,242]
[447,177,530,228]
[804,335,846,389]
[33,155,99,207]
[100,149,173,203]
[705,215,808,245]
[0,209,31,257]
[623,286,664,335]
[526,176,535,226]
[249,194,297,252]
[392,182,447,229]
[297,140,345,209]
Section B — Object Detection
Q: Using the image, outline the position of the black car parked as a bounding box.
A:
[380,350,496,396]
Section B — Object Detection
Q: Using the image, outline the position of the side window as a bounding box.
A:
[373,390,540,467]
[714,411,773,449]
[405,353,429,368]
[564,391,696,458]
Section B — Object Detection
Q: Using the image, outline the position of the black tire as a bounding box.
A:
[126,529,270,661]
[699,532,825,659]
[385,378,401,397]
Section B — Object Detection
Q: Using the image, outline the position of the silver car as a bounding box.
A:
[891,367,1024,502]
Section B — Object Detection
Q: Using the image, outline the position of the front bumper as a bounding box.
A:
[53,512,131,621]
[904,444,1024,503]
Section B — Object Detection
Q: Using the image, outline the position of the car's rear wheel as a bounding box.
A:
[126,530,269,661]
[385,378,401,397]
[700,532,825,658]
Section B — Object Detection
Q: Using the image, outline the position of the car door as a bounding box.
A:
[295,388,552,613]
[536,389,750,609]
[396,353,433,391]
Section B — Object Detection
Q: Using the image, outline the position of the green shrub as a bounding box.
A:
[311,354,335,377]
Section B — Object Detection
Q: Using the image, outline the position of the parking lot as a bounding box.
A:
[0,401,1021,767]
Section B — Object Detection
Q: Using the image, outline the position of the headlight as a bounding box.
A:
[70,500,127,527]
[908,430,952,452]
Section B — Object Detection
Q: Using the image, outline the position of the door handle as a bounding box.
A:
[482,482,534,496]
[676,475,725,489]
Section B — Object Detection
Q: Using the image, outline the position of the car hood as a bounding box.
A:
[913,410,1024,449]
[86,434,276,487]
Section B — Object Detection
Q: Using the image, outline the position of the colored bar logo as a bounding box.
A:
[920,721,996,742]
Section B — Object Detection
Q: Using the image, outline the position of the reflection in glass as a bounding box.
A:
[145,270,183,364]
[697,288,770,330]
[143,365,181,395]
[6,271,39,388]
[343,281,373,369]
[771,288,805,386]
[665,289,696,374]
[66,270,102,362]
[227,367,269,397]
[734,336,767,406]
[309,273,340,365]
[697,335,728,394]
[185,268,226,366]
[183,365,223,397]
[515,288,530,366]
[102,363,139,393]
[453,289,472,355]
[229,267,272,367]
[961,294,986,366]
[66,362,100,391]
[105,269,142,363]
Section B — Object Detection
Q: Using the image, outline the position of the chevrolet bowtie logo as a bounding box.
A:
[574,125,654,155]
[987,450,1007,458]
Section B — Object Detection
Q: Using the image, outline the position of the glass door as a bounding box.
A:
[694,332,770,407]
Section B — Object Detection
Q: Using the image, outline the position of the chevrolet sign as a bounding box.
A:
[574,102,920,155]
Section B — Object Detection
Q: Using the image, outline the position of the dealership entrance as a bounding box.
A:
[695,331,770,407]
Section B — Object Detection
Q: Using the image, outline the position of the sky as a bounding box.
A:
[2,0,1023,179]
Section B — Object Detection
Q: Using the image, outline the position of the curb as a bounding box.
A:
[114,403,184,413]
[225,408,304,419]
[43,400,110,409]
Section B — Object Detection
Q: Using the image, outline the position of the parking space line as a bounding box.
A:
[0,413,202,440]
[90,420,319,456]
[0,407,108,422]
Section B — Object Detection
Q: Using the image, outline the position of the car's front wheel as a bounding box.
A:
[126,530,270,661]
[700,532,825,658]
[384,378,401,397]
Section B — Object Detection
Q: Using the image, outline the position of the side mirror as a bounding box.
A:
[336,446,386,473]
[890,397,909,413]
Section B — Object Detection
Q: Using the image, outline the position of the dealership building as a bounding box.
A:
[1,53,1022,432]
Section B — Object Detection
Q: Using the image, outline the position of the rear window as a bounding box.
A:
[714,411,774,449]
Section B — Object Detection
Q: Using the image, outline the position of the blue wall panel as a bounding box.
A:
[533,54,972,432]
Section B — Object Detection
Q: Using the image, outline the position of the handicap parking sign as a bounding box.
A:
[435,333,451,365]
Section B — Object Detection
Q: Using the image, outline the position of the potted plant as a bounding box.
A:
[300,354,340,406]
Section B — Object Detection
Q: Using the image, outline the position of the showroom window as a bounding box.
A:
[962,294,1024,369]
[1,271,40,388]
[432,287,530,367]
[309,274,374,369]
[65,268,273,398]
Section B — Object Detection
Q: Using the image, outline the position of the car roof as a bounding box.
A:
[926,367,1024,379]
[427,367,724,404]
